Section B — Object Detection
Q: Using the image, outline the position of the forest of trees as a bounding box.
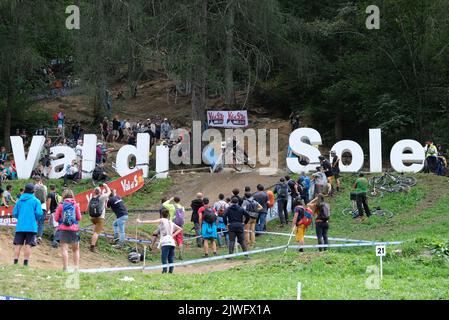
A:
[1,0,448,152]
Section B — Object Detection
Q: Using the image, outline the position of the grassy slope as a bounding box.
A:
[1,173,449,300]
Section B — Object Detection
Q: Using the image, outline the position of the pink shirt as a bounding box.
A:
[54,199,82,232]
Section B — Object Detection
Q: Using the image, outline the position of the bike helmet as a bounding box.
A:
[128,252,141,263]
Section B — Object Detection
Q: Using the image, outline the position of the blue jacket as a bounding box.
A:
[13,193,43,233]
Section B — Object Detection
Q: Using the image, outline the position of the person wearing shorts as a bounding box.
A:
[12,183,43,266]
[89,184,111,252]
[54,189,82,271]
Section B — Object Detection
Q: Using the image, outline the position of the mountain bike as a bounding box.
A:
[222,138,256,172]
[369,171,417,188]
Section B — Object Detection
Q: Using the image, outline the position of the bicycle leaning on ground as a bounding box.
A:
[342,192,394,218]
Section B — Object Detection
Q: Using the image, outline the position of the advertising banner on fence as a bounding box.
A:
[207,110,249,128]
[0,169,145,225]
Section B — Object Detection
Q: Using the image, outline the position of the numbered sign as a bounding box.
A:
[376,245,386,257]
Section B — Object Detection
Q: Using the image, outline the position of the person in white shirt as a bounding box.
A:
[64,160,79,187]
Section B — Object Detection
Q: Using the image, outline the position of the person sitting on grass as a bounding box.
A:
[54,189,81,271]
[64,160,79,187]
[137,209,182,274]
[198,197,218,257]
[12,183,43,267]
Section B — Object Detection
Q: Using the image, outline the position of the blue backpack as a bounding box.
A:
[61,202,77,227]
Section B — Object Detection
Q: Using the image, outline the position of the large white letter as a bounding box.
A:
[49,146,77,179]
[155,145,169,178]
[390,140,425,173]
[369,128,382,173]
[65,5,80,30]
[116,133,150,177]
[331,141,364,172]
[10,136,45,179]
[81,134,97,179]
[286,128,322,173]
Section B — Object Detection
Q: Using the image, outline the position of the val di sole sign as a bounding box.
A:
[0,169,145,222]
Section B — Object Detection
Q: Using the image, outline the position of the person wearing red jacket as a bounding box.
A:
[54,189,82,271]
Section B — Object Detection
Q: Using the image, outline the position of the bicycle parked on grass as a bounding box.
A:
[369,171,417,188]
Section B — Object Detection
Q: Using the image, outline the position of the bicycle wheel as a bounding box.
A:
[399,176,417,187]
[370,176,385,187]
[342,208,358,217]
[373,209,394,218]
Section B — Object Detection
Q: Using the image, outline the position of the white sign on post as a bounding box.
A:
[375,245,386,280]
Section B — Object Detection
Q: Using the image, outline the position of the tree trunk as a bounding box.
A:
[224,0,235,107]
[4,83,14,150]
[191,0,208,123]
[335,111,343,141]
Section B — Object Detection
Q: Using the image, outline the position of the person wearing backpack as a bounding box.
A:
[107,189,129,249]
[253,184,269,234]
[298,172,311,205]
[190,193,204,248]
[315,194,330,252]
[137,209,183,274]
[274,178,289,227]
[54,189,81,271]
[33,176,48,244]
[88,183,111,253]
[198,198,218,257]
[213,193,229,248]
[292,198,314,252]
[223,196,250,256]
[286,175,300,222]
[12,183,43,267]
[163,196,185,259]
[242,192,262,247]
[46,185,62,248]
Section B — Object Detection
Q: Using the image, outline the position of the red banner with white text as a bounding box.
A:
[0,169,145,227]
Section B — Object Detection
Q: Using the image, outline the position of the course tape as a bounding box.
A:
[78,241,403,274]
[79,227,153,245]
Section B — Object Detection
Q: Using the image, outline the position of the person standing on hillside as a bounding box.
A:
[315,194,330,252]
[253,184,269,234]
[137,209,183,274]
[274,178,289,227]
[88,183,111,252]
[34,177,48,245]
[319,156,334,196]
[353,173,371,220]
[223,196,250,257]
[162,196,185,259]
[298,172,311,205]
[46,185,62,248]
[198,198,218,257]
[312,166,327,198]
[214,193,230,248]
[286,175,300,222]
[190,193,204,248]
[12,183,43,267]
[231,188,243,206]
[107,189,129,249]
[54,189,82,271]
[242,192,262,247]
[112,115,121,142]
[330,151,341,192]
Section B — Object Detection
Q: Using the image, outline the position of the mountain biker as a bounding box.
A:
[274,178,289,227]
[353,173,371,220]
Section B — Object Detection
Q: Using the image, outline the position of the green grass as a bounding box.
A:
[1,173,449,300]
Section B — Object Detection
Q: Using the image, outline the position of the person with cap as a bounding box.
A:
[12,183,43,266]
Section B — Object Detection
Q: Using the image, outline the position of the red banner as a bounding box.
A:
[0,169,145,221]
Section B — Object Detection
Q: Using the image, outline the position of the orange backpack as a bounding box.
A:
[267,190,275,208]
